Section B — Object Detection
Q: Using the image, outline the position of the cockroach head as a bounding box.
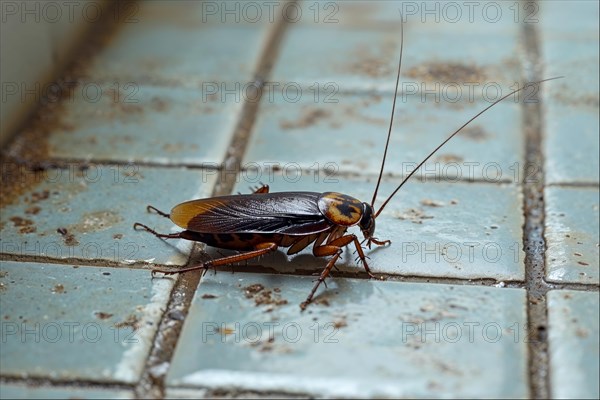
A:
[359,202,376,241]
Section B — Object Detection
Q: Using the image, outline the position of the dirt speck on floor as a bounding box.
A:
[114,314,141,331]
[9,216,37,234]
[243,283,288,307]
[406,62,487,83]
[72,210,123,233]
[461,125,489,141]
[244,283,265,298]
[95,311,114,320]
[394,208,434,224]
[420,199,445,207]
[436,154,464,163]
[346,42,397,78]
[280,108,332,130]
[51,284,65,294]
[333,317,348,329]
[25,206,41,215]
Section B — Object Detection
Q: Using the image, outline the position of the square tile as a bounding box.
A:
[547,290,600,399]
[1,165,216,267]
[245,92,525,182]
[165,272,528,398]
[83,3,270,86]
[41,84,241,165]
[539,1,599,185]
[271,21,520,92]
[544,101,599,185]
[0,261,174,383]
[545,187,599,284]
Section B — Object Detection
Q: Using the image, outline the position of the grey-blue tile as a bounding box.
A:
[245,92,524,182]
[271,19,520,92]
[271,25,401,92]
[1,166,216,267]
[297,0,405,26]
[312,0,535,34]
[544,100,599,185]
[42,84,240,165]
[539,0,599,36]
[213,174,525,281]
[84,3,270,86]
[539,1,599,185]
[165,272,528,398]
[541,36,599,103]
[547,290,600,399]
[0,261,174,383]
[398,24,521,89]
[545,187,599,284]
[0,384,132,399]
[295,0,528,34]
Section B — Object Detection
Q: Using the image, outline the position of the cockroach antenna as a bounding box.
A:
[371,11,404,210]
[370,14,563,218]
[373,75,563,219]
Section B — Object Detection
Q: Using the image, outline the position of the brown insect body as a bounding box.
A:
[134,18,561,309]
[166,191,367,250]
[134,189,379,309]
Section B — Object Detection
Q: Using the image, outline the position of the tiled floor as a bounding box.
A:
[167,273,528,398]
[1,1,598,399]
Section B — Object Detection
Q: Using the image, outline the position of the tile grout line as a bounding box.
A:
[0,376,135,393]
[520,2,552,398]
[8,156,577,187]
[211,8,296,199]
[133,4,296,399]
[1,252,597,291]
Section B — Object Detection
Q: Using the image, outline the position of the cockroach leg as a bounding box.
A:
[251,183,270,194]
[151,242,278,276]
[242,183,270,195]
[367,237,391,249]
[133,223,181,239]
[146,205,170,218]
[301,233,379,310]
[346,234,375,278]
[302,247,343,310]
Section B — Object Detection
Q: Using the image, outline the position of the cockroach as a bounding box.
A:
[133,20,561,310]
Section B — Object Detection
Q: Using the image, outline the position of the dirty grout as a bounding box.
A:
[134,3,296,398]
[521,7,551,398]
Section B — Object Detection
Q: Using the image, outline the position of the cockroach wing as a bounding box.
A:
[170,192,332,235]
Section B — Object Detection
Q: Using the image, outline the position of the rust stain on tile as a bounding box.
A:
[406,62,487,83]
[280,108,332,130]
